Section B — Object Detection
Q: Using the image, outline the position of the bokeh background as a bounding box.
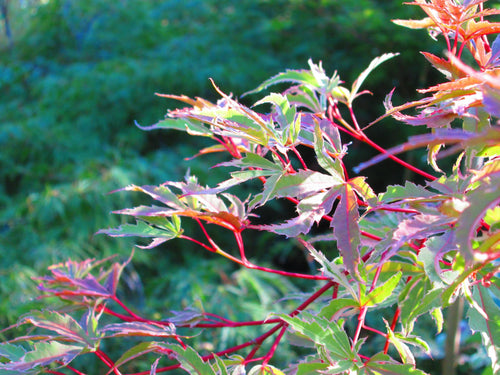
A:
[2,1,483,373]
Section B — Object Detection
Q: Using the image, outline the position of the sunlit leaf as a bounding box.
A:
[247,364,285,375]
[384,322,415,365]
[319,298,359,319]
[349,53,399,105]
[456,177,500,262]
[313,121,345,177]
[392,17,435,29]
[378,181,436,204]
[254,211,317,237]
[331,184,361,278]
[421,51,461,79]
[253,170,341,209]
[98,220,181,249]
[361,272,402,307]
[244,69,320,97]
[135,118,213,137]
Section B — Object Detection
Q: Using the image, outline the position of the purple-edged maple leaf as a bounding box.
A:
[375,214,456,261]
[36,256,131,301]
[20,310,98,346]
[102,321,176,338]
[331,184,361,278]
[254,212,318,238]
[255,182,343,238]
[383,89,470,128]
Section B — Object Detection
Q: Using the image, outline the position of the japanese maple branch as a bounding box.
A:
[95,348,122,375]
[326,100,436,181]
[233,230,330,280]
[190,217,329,280]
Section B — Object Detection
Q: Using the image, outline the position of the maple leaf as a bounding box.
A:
[35,256,131,301]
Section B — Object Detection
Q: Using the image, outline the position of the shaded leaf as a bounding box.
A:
[296,361,329,375]
[212,356,229,375]
[20,310,98,348]
[158,344,215,375]
[384,322,416,365]
[0,344,26,362]
[364,353,429,374]
[168,307,204,328]
[276,312,355,362]
[102,321,176,338]
[467,285,500,375]
[400,282,442,334]
[0,342,83,372]
[111,342,163,373]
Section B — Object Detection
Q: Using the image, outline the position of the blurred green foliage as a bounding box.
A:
[0,0,440,365]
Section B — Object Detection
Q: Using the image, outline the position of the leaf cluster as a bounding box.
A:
[2,0,500,374]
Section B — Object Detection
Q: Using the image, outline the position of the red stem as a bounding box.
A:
[292,280,336,316]
[262,324,288,366]
[180,234,217,253]
[348,104,361,132]
[244,324,283,362]
[234,230,248,263]
[97,305,143,322]
[65,365,87,375]
[358,134,436,181]
[193,217,221,252]
[291,145,308,170]
[111,295,145,322]
[244,262,330,280]
[95,349,121,375]
[362,324,387,338]
[193,318,282,329]
[352,306,367,347]
[384,307,401,354]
